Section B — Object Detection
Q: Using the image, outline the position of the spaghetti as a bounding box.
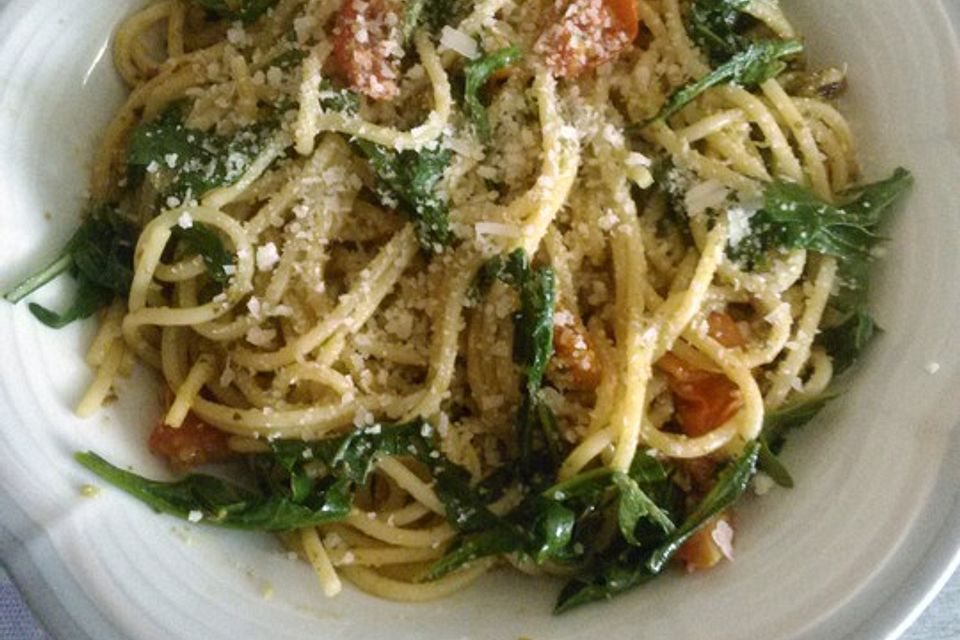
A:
[6,0,912,612]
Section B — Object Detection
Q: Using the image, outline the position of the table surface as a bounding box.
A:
[1,565,958,639]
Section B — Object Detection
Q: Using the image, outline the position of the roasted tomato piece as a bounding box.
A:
[676,512,735,572]
[149,411,232,471]
[550,308,603,390]
[332,0,404,100]
[657,353,742,437]
[707,311,746,348]
[534,0,639,78]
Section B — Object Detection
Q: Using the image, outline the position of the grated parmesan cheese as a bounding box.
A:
[753,472,775,496]
[726,205,757,248]
[684,180,729,217]
[439,26,480,60]
[256,242,280,271]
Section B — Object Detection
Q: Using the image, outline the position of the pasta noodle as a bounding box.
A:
[6,0,911,613]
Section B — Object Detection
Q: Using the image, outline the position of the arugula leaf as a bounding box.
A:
[763,182,880,259]
[318,79,361,115]
[268,49,306,70]
[271,419,506,534]
[75,451,351,530]
[756,438,794,488]
[192,0,278,23]
[756,392,838,488]
[628,452,672,485]
[2,253,73,306]
[507,254,556,396]
[432,459,503,533]
[727,172,908,476]
[762,394,836,453]
[647,442,759,573]
[842,168,914,224]
[127,103,274,204]
[173,222,235,284]
[429,461,678,581]
[474,250,561,481]
[269,420,433,484]
[79,420,449,532]
[490,249,559,480]
[355,141,452,253]
[515,264,557,479]
[643,39,803,125]
[69,211,138,294]
[732,169,913,272]
[27,280,115,329]
[688,0,753,63]
[554,547,652,614]
[611,473,675,546]
[427,493,577,580]
[817,311,879,376]
[542,467,615,502]
[403,0,462,39]
[463,46,522,142]
[4,206,139,328]
[425,525,522,580]
[528,498,577,562]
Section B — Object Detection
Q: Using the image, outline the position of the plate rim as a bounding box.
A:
[0,0,958,638]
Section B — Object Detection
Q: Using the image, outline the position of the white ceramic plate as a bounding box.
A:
[1,1,959,639]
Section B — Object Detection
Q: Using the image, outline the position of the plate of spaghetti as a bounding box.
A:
[1,0,959,638]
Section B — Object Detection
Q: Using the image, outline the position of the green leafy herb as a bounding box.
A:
[817,311,879,376]
[463,46,522,142]
[756,393,837,488]
[513,266,556,393]
[356,141,452,252]
[756,438,794,488]
[172,222,235,284]
[487,249,559,480]
[643,39,803,125]
[432,459,504,533]
[762,394,836,453]
[732,168,913,272]
[763,182,883,259]
[403,0,462,39]
[192,0,278,23]
[76,420,435,531]
[425,525,522,579]
[268,420,433,485]
[318,79,361,115]
[727,170,909,479]
[612,473,675,545]
[647,442,759,573]
[473,250,560,480]
[75,452,351,530]
[554,550,653,613]
[272,420,507,538]
[2,254,73,307]
[3,206,138,328]
[26,279,115,329]
[429,459,677,581]
[688,0,754,63]
[268,48,306,70]
[551,456,681,613]
[127,102,274,203]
